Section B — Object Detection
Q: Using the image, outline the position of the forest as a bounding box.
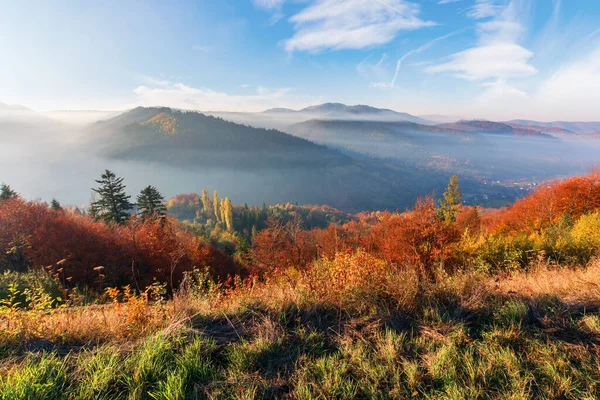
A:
[1,170,600,398]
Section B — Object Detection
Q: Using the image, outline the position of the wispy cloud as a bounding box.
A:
[427,0,535,90]
[283,0,435,53]
[372,29,467,88]
[252,0,285,25]
[534,43,600,120]
[132,78,315,112]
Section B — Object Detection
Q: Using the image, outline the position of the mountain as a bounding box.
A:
[87,107,347,170]
[437,120,555,138]
[506,120,600,134]
[209,103,434,130]
[299,103,434,125]
[83,107,475,211]
[286,117,600,188]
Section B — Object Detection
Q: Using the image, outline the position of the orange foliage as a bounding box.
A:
[0,198,239,290]
[488,171,600,234]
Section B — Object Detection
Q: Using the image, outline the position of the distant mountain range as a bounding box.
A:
[505,120,600,135]
[263,102,433,125]
[2,100,600,211]
[80,106,473,211]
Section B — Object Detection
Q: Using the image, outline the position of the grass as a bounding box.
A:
[2,260,600,399]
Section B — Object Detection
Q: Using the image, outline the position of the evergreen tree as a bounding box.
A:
[201,188,211,214]
[213,190,221,223]
[50,198,62,211]
[137,185,166,219]
[438,175,461,223]
[0,183,17,201]
[223,197,233,231]
[90,170,133,224]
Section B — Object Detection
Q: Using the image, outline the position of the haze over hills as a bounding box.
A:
[506,120,600,134]
[1,101,600,211]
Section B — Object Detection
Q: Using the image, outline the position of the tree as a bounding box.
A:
[137,185,166,219]
[90,170,133,224]
[50,198,62,211]
[438,175,461,223]
[213,190,221,223]
[223,197,233,231]
[201,188,211,215]
[0,183,17,201]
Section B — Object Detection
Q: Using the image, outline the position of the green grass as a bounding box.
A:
[2,293,600,400]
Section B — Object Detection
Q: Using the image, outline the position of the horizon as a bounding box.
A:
[2,0,600,120]
[3,101,600,125]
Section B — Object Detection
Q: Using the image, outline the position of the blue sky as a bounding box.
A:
[1,0,599,120]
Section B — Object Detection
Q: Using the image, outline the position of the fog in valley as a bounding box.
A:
[2,106,600,211]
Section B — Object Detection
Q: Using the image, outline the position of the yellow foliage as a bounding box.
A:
[571,211,600,251]
[141,112,178,135]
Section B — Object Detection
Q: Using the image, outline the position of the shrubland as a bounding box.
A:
[1,171,600,399]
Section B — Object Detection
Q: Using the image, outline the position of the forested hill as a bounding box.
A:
[81,107,477,212]
[86,107,350,169]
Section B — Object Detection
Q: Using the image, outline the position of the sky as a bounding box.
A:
[1,0,599,120]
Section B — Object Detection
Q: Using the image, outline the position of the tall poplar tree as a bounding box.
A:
[213,190,221,222]
[90,170,133,224]
[201,187,211,214]
[223,197,233,231]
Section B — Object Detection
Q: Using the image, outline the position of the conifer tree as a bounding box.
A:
[90,170,133,224]
[438,175,461,223]
[213,190,221,223]
[50,198,62,211]
[137,185,166,219]
[0,183,17,201]
[201,188,211,214]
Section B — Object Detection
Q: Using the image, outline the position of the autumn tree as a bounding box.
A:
[0,183,17,201]
[438,175,461,223]
[201,187,211,214]
[89,170,133,224]
[213,190,221,223]
[222,197,233,231]
[137,185,166,219]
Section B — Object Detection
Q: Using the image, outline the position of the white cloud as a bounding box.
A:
[253,0,285,25]
[240,84,251,88]
[427,42,535,80]
[467,0,504,19]
[438,0,462,4]
[283,0,435,53]
[132,79,316,112]
[534,44,600,120]
[252,0,285,10]
[427,0,535,94]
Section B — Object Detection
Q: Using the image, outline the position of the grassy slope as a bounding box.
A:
[2,261,600,399]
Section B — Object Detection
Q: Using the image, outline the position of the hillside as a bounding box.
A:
[82,107,467,211]
[3,172,600,398]
[287,118,583,186]
[87,107,347,170]
[437,120,555,138]
[209,103,434,130]
[506,119,600,134]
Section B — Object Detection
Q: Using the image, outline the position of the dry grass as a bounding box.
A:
[493,258,600,304]
[3,256,600,399]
